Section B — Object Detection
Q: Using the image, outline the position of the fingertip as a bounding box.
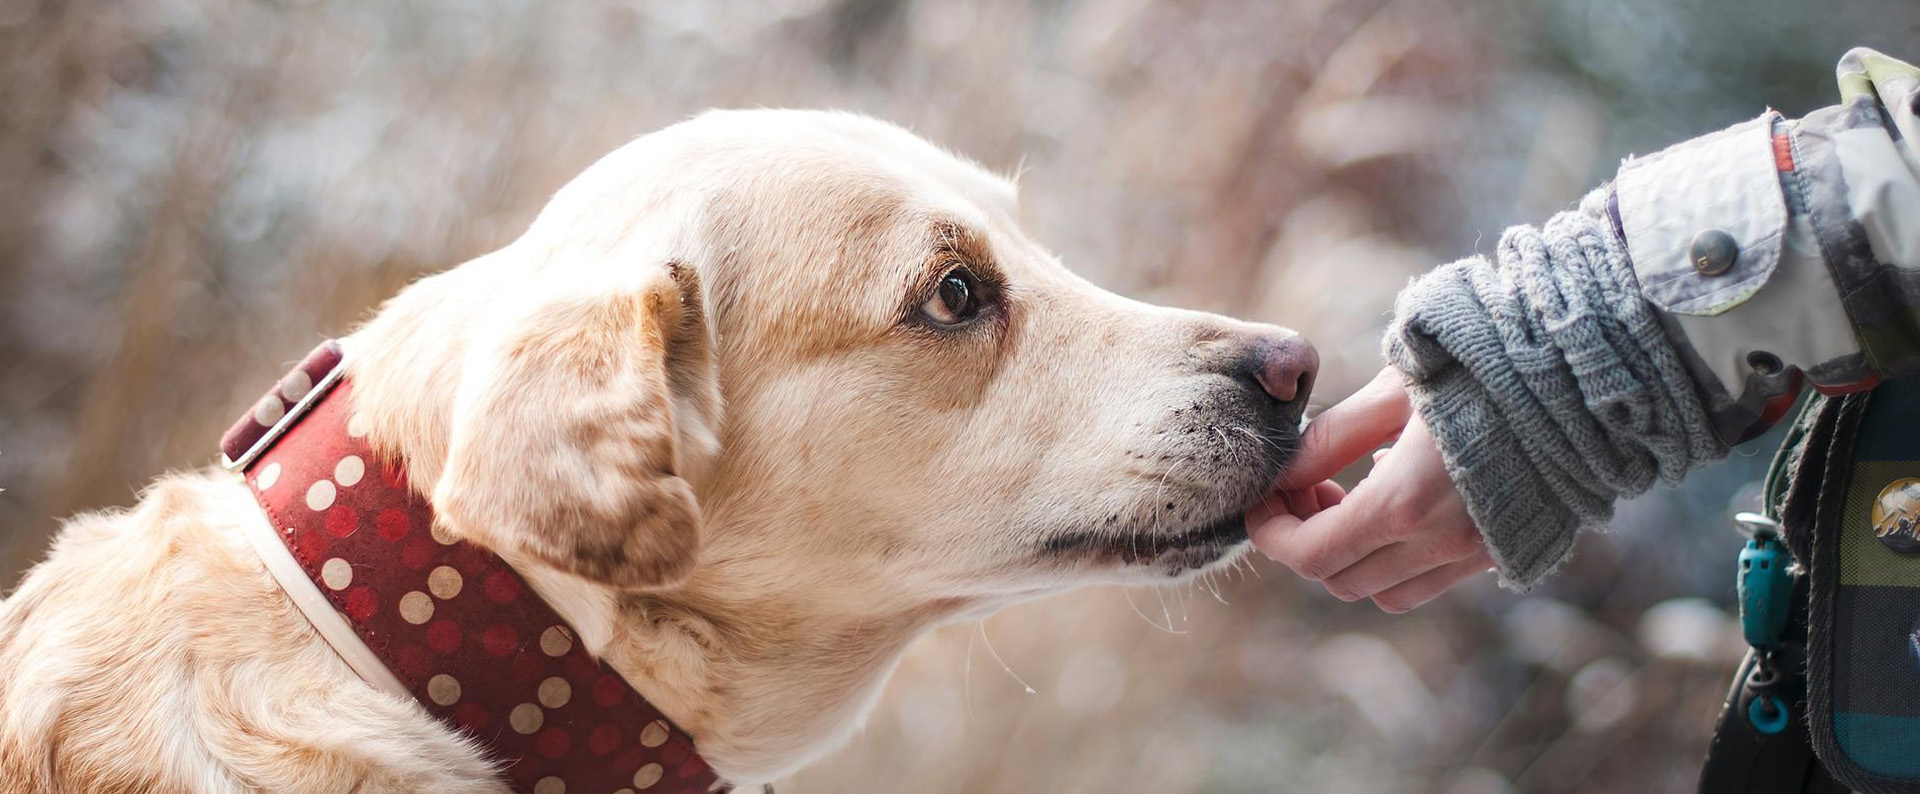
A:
[1275,369,1414,490]
[1247,513,1302,560]
[1312,480,1346,508]
[1324,583,1362,602]
[1245,493,1285,527]
[1372,598,1414,614]
[1287,485,1322,519]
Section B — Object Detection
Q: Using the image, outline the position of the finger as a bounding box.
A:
[1277,368,1413,490]
[1319,527,1483,601]
[1246,498,1282,529]
[1249,478,1349,526]
[1287,481,1348,520]
[1369,549,1495,614]
[1311,480,1346,509]
[1250,498,1391,582]
[1287,483,1323,519]
[1248,483,1320,527]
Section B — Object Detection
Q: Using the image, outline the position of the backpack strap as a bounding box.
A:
[1805,378,1920,793]
[1699,394,1850,794]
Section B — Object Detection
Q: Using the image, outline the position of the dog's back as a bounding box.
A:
[0,472,500,793]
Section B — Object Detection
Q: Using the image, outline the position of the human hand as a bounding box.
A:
[1247,368,1494,612]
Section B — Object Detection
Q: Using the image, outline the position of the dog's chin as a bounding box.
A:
[1141,514,1253,579]
[1037,433,1296,581]
[1041,512,1252,579]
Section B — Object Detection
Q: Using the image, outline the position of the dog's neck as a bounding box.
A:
[344,265,977,782]
[608,575,972,780]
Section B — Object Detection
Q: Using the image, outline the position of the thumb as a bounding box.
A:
[1275,367,1412,490]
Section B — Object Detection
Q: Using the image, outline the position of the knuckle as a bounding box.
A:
[1373,493,1422,537]
[1296,553,1338,582]
[1300,417,1334,452]
[1440,528,1485,558]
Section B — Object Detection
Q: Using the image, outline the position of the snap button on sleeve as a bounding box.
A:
[1614,111,1787,316]
[1690,229,1739,276]
[1745,350,1783,376]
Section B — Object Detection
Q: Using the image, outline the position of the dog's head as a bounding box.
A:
[352,109,1314,777]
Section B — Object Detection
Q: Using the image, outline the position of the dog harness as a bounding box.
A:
[220,340,720,794]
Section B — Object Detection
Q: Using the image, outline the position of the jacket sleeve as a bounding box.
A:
[1612,47,1920,444]
[1382,48,1920,589]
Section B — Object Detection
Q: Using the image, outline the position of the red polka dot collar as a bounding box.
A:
[221,341,721,794]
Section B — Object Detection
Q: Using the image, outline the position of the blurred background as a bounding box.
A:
[3,0,1917,791]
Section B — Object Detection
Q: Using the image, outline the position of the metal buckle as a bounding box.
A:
[220,341,352,471]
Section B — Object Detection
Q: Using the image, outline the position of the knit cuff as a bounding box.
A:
[1385,192,1729,590]
[1401,353,1583,589]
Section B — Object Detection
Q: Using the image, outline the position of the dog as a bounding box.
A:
[0,110,1316,792]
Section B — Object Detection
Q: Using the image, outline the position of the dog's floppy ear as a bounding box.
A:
[433,263,715,589]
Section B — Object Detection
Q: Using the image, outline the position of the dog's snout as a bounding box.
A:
[1246,333,1318,405]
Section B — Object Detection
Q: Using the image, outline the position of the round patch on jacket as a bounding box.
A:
[1872,477,1920,553]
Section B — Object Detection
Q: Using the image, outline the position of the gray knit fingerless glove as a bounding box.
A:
[1383,189,1729,590]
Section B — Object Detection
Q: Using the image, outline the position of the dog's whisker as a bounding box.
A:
[1154,583,1178,629]
[963,620,977,718]
[1122,587,1185,635]
[974,619,1036,694]
[1201,569,1229,606]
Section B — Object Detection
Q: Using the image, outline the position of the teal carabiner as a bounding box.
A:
[1735,512,1794,653]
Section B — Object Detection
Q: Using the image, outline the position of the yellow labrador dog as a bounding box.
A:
[0,110,1315,792]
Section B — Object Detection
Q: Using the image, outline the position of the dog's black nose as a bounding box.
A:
[1247,333,1318,405]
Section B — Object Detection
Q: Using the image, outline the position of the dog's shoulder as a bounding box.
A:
[0,471,503,793]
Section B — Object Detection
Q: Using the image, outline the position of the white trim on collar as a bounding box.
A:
[237,500,412,700]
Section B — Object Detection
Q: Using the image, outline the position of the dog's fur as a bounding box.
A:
[0,110,1306,791]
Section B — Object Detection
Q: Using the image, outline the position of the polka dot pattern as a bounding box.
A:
[306,480,336,511]
[483,571,520,604]
[511,703,545,734]
[536,727,571,758]
[258,462,282,490]
[237,367,715,794]
[426,620,462,654]
[377,509,410,542]
[540,626,574,657]
[334,455,365,487]
[538,677,572,708]
[219,341,344,467]
[344,587,378,620]
[428,566,463,600]
[427,674,462,706]
[324,506,358,538]
[640,720,670,748]
[482,624,519,656]
[320,557,353,590]
[254,397,285,427]
[399,591,435,624]
[279,369,313,403]
[589,725,622,756]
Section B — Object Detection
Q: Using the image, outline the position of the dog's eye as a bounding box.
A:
[921,267,983,325]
